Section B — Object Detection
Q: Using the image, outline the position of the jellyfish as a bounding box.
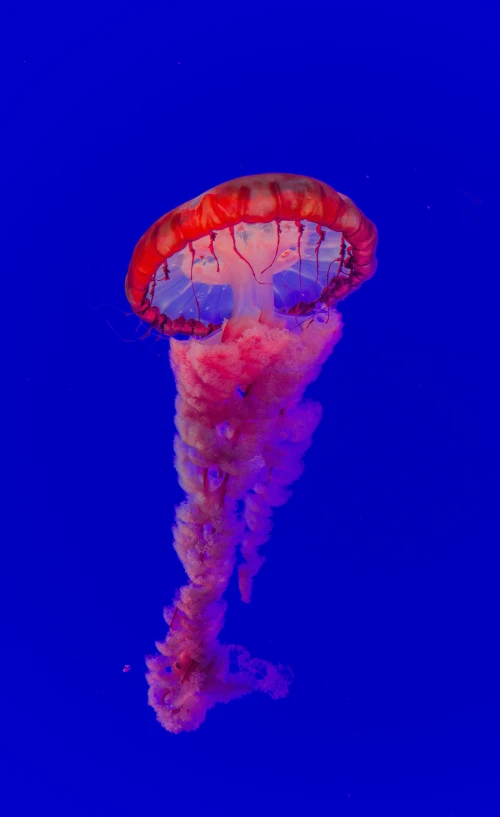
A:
[125,173,377,733]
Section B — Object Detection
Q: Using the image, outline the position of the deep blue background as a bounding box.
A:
[4,2,500,814]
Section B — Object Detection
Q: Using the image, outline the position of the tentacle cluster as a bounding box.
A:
[146,313,343,732]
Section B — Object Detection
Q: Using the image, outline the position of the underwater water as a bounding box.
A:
[5,3,499,815]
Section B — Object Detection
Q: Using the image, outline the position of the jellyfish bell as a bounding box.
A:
[125,174,377,733]
[126,173,377,344]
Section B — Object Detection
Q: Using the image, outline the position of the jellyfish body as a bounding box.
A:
[125,174,377,732]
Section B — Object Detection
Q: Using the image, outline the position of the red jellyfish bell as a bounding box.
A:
[125,174,377,733]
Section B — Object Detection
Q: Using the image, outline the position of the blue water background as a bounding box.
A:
[4,3,499,814]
